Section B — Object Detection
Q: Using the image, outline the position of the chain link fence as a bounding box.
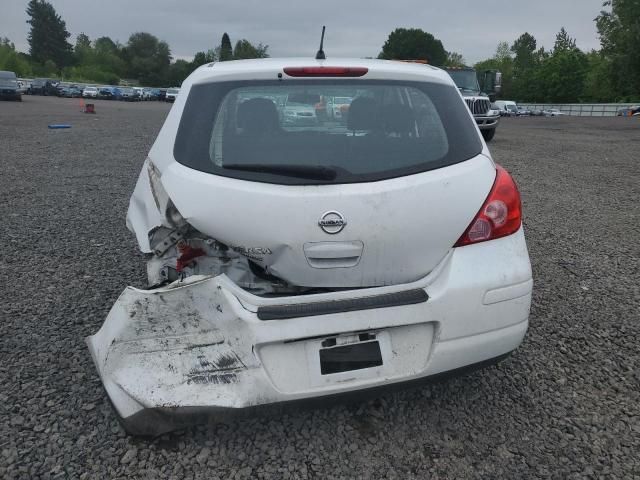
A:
[519,103,638,117]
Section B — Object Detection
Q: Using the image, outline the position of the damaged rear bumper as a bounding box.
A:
[87,229,532,436]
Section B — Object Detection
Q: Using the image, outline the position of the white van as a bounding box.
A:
[494,100,518,117]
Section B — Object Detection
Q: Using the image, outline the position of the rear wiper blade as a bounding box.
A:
[222,163,337,180]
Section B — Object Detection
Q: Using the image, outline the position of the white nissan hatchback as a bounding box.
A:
[87,58,532,435]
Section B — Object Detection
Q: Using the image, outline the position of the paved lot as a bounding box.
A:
[1,96,639,479]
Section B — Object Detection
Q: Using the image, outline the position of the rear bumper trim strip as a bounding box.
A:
[257,289,429,320]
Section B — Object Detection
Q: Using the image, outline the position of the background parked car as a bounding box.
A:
[120,87,141,102]
[517,106,531,116]
[56,83,83,97]
[616,106,640,116]
[327,96,353,121]
[543,108,566,116]
[165,87,180,102]
[60,86,82,98]
[142,88,161,100]
[0,70,22,101]
[82,86,99,98]
[282,93,320,126]
[54,82,69,96]
[98,86,113,99]
[494,100,519,117]
[98,86,123,100]
[30,78,58,95]
[488,103,502,118]
[16,79,28,95]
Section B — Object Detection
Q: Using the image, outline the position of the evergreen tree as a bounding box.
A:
[75,33,91,51]
[511,33,537,71]
[74,33,92,64]
[510,33,540,100]
[26,0,73,68]
[554,27,577,52]
[219,33,233,61]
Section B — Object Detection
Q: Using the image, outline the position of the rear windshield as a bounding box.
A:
[174,80,482,185]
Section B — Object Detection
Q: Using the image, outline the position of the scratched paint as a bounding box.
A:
[184,352,246,385]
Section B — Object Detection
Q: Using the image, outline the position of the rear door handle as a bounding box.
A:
[303,241,364,268]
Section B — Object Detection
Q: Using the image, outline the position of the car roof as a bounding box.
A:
[187,58,455,86]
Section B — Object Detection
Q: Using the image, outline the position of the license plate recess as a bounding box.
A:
[319,340,383,375]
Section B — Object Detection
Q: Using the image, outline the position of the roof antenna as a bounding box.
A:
[315,26,326,60]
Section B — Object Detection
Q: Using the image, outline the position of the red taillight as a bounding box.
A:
[454,165,522,247]
[283,67,368,77]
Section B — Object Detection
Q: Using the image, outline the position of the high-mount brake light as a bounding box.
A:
[454,165,522,247]
[283,67,368,77]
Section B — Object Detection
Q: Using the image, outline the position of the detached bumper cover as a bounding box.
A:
[87,228,532,435]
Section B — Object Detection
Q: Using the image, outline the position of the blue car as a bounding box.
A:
[142,88,161,100]
[98,86,123,100]
[61,87,82,98]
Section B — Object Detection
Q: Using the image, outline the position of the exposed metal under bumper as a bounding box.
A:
[257,289,429,320]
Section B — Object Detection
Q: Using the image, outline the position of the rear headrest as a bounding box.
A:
[381,104,415,135]
[237,98,280,134]
[347,97,381,131]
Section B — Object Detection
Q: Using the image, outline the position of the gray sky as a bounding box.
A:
[2,0,606,63]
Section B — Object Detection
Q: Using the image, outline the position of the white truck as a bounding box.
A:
[444,67,501,142]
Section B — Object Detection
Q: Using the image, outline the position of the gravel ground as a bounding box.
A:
[1,96,639,479]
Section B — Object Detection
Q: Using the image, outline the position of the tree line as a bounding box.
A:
[1,0,637,101]
[378,1,639,103]
[0,0,268,86]
[475,19,638,104]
